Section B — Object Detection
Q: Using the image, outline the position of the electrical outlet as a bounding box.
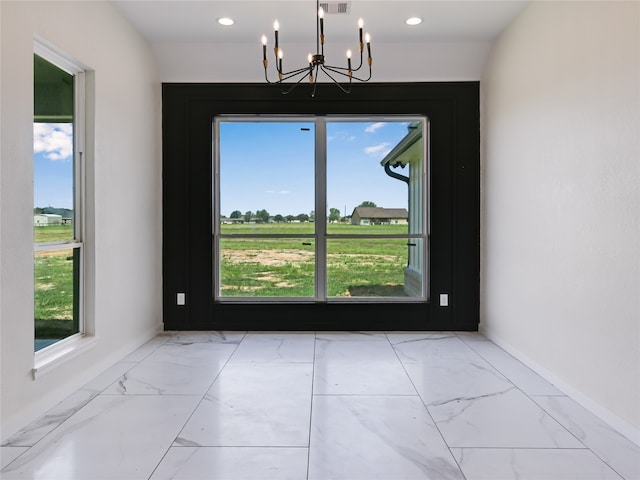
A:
[177,292,186,305]
[440,293,449,307]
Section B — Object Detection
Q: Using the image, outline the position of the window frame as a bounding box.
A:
[212,115,429,304]
[33,39,90,373]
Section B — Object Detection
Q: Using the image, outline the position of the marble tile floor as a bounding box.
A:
[1,331,639,480]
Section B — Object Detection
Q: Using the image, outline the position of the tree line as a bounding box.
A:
[224,201,377,223]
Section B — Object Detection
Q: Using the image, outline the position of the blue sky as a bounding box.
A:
[34,119,417,217]
[219,120,413,218]
[33,123,74,210]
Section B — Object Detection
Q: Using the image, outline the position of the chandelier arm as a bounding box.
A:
[310,79,319,98]
[271,58,310,75]
[349,46,366,72]
[350,67,372,82]
[323,64,371,83]
[270,47,311,76]
[279,66,313,79]
[281,82,303,95]
[264,65,312,85]
[270,50,312,77]
[279,69,314,95]
[318,66,352,94]
[322,64,350,74]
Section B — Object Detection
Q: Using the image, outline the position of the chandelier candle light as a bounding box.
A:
[261,0,372,96]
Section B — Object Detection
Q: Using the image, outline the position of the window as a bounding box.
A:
[33,44,86,352]
[213,117,428,302]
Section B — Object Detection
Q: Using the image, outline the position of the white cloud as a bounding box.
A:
[364,142,391,158]
[33,123,73,161]
[365,122,386,133]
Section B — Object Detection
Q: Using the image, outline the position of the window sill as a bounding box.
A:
[33,334,97,379]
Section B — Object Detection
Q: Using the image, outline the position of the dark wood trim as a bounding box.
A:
[162,82,479,331]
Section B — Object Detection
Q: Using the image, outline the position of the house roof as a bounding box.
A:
[381,121,423,167]
[353,207,408,219]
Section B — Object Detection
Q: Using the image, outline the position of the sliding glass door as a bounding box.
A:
[214,116,428,303]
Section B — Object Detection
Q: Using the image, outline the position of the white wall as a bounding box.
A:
[0,1,162,440]
[481,0,639,443]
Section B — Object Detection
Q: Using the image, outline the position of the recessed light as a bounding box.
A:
[406,17,422,26]
[218,17,234,26]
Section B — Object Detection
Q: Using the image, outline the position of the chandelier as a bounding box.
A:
[261,0,372,96]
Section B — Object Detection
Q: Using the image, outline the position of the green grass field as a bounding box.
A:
[34,224,75,243]
[34,225,77,342]
[219,223,410,297]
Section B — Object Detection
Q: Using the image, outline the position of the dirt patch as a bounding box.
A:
[222,249,313,266]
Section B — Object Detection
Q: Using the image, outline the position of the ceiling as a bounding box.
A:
[110,0,530,45]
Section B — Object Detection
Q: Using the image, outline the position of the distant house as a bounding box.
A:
[350,207,408,226]
[34,213,62,226]
[220,217,244,224]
